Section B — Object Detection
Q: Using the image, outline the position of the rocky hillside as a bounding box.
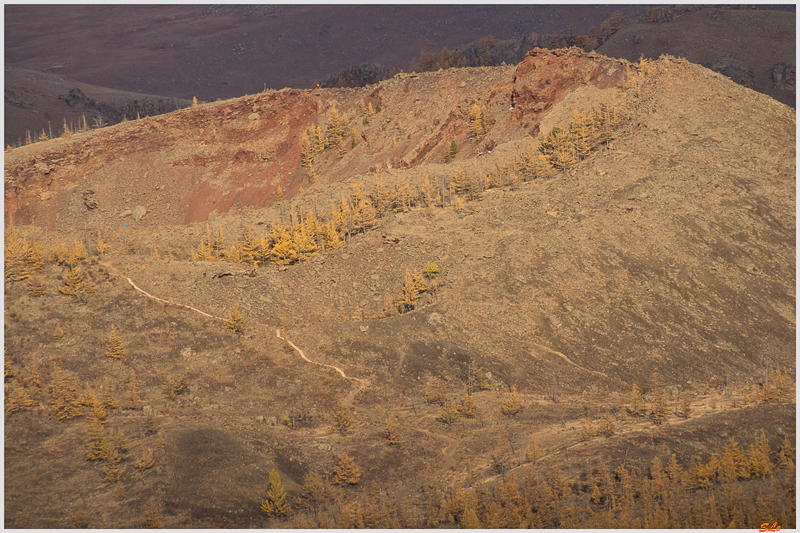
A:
[4,49,795,528]
[4,66,191,149]
[5,48,625,228]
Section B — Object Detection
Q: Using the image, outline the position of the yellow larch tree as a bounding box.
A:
[294,471,329,509]
[5,385,34,416]
[437,400,460,425]
[261,468,291,517]
[333,453,361,485]
[501,386,522,416]
[456,391,476,418]
[313,125,325,154]
[194,225,216,261]
[239,225,259,265]
[332,400,354,435]
[105,325,126,359]
[301,130,315,168]
[269,224,297,265]
[322,219,343,251]
[85,410,108,461]
[325,107,346,148]
[4,226,45,282]
[126,369,143,410]
[293,220,319,261]
[396,268,424,314]
[352,198,378,234]
[141,498,163,528]
[747,429,773,478]
[469,104,486,141]
[102,440,124,483]
[134,448,156,470]
[59,267,95,297]
[224,302,246,333]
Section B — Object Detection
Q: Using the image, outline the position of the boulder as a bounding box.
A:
[83,189,98,210]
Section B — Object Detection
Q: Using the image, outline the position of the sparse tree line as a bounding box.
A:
[4,94,625,315]
[7,89,187,150]
[5,225,142,302]
[4,291,796,528]
[4,333,170,528]
[5,108,164,151]
[405,12,628,76]
[325,14,629,84]
[6,115,99,150]
[311,11,633,89]
[186,95,626,275]
[4,9,630,150]
[254,427,794,528]
[256,363,796,528]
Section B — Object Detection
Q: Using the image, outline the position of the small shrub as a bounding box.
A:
[162,373,189,400]
[113,482,127,501]
[71,509,89,528]
[141,498,163,528]
[26,278,47,297]
[456,392,476,418]
[332,454,361,485]
[501,387,522,416]
[382,421,401,445]
[134,448,156,470]
[424,384,445,406]
[144,412,160,435]
[105,325,126,359]
[224,303,246,333]
[437,401,460,425]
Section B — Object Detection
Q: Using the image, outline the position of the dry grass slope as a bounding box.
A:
[3,51,794,528]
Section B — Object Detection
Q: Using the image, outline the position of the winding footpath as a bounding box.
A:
[101,260,464,498]
[100,261,370,398]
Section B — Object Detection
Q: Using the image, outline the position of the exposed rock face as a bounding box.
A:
[771,62,796,91]
[82,189,98,210]
[5,87,36,110]
[511,48,625,121]
[63,87,95,109]
[707,58,755,88]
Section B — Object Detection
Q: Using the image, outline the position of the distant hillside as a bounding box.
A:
[4,4,638,100]
[598,5,796,108]
[6,4,793,147]
[4,67,191,147]
[392,5,795,108]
